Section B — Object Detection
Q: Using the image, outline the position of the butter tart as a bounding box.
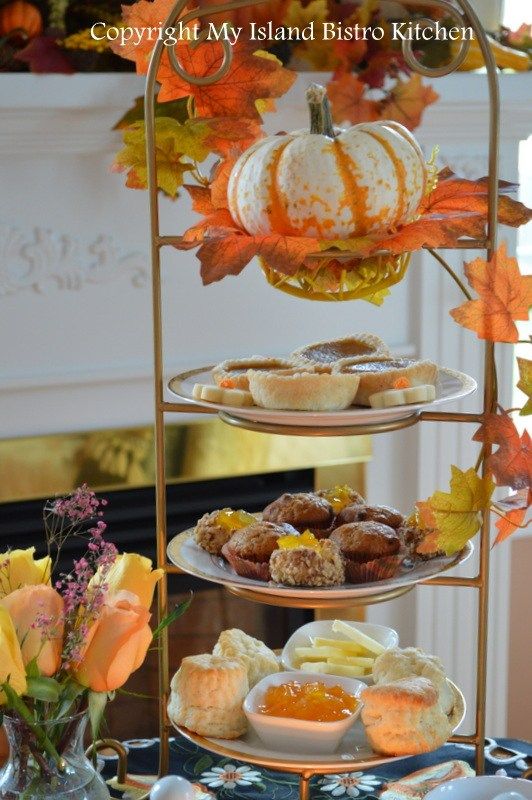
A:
[221,521,297,581]
[269,539,345,587]
[335,358,438,406]
[292,334,391,366]
[213,356,298,391]
[329,521,402,582]
[262,492,334,538]
[248,365,360,411]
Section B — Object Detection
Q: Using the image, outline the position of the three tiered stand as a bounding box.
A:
[144,1,501,795]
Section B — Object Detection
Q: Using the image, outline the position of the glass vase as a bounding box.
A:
[0,711,110,800]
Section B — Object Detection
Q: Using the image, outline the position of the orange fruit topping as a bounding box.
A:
[257,680,358,722]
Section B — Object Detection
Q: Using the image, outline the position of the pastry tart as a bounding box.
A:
[212,356,297,391]
[248,366,360,411]
[292,334,391,366]
[335,358,438,406]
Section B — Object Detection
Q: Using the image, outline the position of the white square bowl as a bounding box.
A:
[243,670,365,755]
[280,619,399,683]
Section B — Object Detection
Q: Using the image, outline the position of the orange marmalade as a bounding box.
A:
[257,681,358,723]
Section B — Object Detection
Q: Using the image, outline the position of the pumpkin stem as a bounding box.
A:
[306,83,335,138]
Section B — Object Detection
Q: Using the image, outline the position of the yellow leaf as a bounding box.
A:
[113,117,214,197]
[420,466,495,555]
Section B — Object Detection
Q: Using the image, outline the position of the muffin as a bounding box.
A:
[262,492,334,538]
[221,521,297,581]
[314,485,365,513]
[292,334,391,366]
[194,508,257,555]
[329,521,402,582]
[213,356,297,391]
[336,504,404,529]
[269,539,345,587]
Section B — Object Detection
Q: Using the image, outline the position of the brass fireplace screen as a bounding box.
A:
[0,418,371,504]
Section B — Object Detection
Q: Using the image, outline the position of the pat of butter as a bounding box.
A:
[369,384,436,409]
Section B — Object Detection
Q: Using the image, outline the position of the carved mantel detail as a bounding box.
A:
[0,223,147,296]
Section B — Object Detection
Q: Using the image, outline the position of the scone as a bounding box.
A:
[292,334,391,365]
[263,492,334,539]
[329,521,402,582]
[195,508,257,555]
[168,654,248,739]
[248,366,360,411]
[213,629,279,688]
[361,676,452,756]
[221,521,296,581]
[269,539,345,587]
[372,647,454,715]
[336,504,404,529]
[213,356,297,391]
[334,358,438,406]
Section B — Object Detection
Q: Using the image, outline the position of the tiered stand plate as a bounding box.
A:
[168,530,474,606]
[172,682,466,776]
[168,366,477,429]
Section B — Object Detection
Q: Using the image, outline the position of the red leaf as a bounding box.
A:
[16,36,74,73]
[199,235,259,283]
[493,489,532,546]
[327,72,380,125]
[474,410,532,490]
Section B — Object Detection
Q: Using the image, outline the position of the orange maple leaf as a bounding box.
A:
[327,72,380,124]
[474,410,532,490]
[450,243,532,342]
[493,489,531,546]
[198,232,319,285]
[201,117,263,156]
[157,43,295,120]
[110,0,187,74]
[380,73,439,131]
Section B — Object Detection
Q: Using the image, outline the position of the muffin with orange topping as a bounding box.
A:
[314,485,365,514]
[195,508,257,555]
[262,492,334,539]
[329,521,402,583]
[269,531,345,587]
[221,521,298,581]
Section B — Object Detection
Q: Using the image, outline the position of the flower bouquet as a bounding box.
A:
[0,484,183,800]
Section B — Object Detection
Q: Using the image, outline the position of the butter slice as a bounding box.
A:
[194,383,254,407]
[369,384,436,409]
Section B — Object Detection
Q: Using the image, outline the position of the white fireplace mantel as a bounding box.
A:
[1,70,530,737]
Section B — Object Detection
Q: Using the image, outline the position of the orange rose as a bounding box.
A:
[0,585,64,677]
[72,591,152,692]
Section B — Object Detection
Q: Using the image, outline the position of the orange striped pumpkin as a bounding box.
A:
[228,84,427,240]
[0,0,43,39]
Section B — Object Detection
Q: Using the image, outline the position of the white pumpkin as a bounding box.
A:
[227,84,427,240]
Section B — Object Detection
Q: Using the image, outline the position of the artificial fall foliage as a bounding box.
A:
[493,489,532,547]
[517,357,532,416]
[416,466,495,556]
[450,243,532,343]
[473,411,532,491]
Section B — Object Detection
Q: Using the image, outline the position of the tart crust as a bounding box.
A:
[248,366,361,411]
[335,358,438,406]
[212,356,298,391]
[292,334,391,366]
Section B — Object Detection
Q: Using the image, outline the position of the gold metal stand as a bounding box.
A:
[144,0,500,788]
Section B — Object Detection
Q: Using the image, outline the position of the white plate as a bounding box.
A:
[167,530,473,601]
[425,775,532,799]
[281,620,399,682]
[167,366,477,428]
[173,681,465,772]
